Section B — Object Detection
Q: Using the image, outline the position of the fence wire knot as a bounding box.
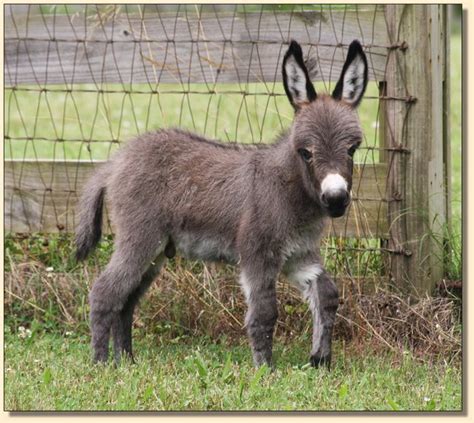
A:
[388,246,413,257]
[388,41,408,51]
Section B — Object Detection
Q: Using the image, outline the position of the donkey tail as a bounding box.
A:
[75,165,109,261]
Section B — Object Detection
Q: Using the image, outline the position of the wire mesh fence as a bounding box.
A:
[4,4,450,293]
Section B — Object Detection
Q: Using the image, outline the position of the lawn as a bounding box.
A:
[449,22,462,227]
[4,330,461,411]
[4,81,382,164]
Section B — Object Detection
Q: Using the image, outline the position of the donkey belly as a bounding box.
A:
[173,232,238,264]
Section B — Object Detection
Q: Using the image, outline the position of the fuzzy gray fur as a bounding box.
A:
[75,40,368,368]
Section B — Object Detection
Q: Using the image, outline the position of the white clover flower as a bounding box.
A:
[18,326,32,339]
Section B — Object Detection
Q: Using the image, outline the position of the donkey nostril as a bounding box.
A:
[321,192,328,206]
[323,191,349,209]
[343,191,351,206]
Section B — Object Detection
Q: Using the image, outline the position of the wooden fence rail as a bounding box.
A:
[5,160,388,238]
[5,6,388,86]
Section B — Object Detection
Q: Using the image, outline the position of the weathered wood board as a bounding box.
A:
[384,5,449,294]
[5,160,389,238]
[5,6,389,86]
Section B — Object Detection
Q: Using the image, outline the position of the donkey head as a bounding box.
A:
[282,40,368,218]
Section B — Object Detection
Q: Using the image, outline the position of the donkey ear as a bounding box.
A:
[332,40,368,107]
[282,40,317,111]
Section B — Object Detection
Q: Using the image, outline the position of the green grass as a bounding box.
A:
[4,328,461,411]
[4,231,386,282]
[450,30,462,222]
[444,28,462,280]
[5,81,381,164]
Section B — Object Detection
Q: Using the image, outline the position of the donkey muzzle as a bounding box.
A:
[320,173,350,218]
[321,190,350,217]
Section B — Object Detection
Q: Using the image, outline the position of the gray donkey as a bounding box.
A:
[75,39,368,369]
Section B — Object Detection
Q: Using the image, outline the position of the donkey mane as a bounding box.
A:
[166,128,281,151]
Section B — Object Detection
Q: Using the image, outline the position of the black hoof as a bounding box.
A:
[93,347,110,364]
[310,353,331,369]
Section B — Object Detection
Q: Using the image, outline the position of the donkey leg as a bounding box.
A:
[287,261,339,369]
[111,253,166,364]
[89,237,166,363]
[308,271,338,368]
[239,265,279,368]
[89,262,129,363]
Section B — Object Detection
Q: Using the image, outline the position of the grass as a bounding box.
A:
[5,235,462,350]
[450,12,462,225]
[446,24,462,281]
[4,81,381,164]
[4,231,387,282]
[4,329,461,411]
[4,228,462,412]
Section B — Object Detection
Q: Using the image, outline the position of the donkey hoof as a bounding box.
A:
[310,353,331,369]
[93,355,109,365]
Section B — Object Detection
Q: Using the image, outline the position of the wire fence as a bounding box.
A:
[4,4,450,293]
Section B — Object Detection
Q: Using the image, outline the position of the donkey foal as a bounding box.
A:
[75,40,368,369]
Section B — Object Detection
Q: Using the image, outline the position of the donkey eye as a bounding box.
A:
[298,148,312,162]
[348,145,357,157]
